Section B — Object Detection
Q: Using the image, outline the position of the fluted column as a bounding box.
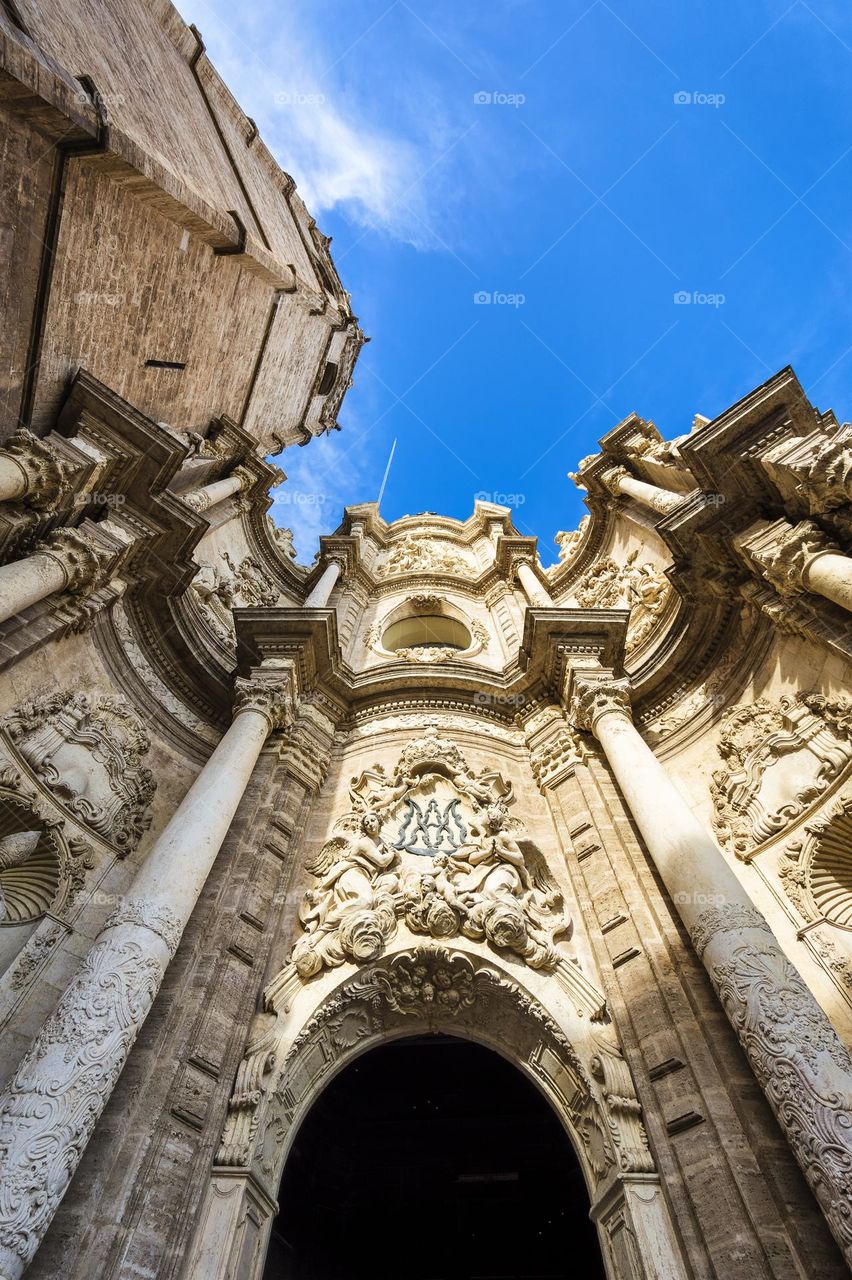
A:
[305,557,342,607]
[516,558,553,607]
[736,518,852,614]
[0,527,114,624]
[601,465,683,516]
[0,673,295,1280]
[567,672,852,1266]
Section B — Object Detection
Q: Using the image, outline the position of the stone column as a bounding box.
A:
[736,517,852,614]
[601,465,683,516]
[0,430,72,508]
[567,672,852,1267]
[0,527,114,625]
[184,470,246,514]
[516,558,553,607]
[0,673,295,1280]
[305,557,342,607]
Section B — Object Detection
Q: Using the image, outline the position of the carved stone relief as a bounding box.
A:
[710,692,852,859]
[2,690,157,854]
[573,550,671,651]
[290,735,572,978]
[780,792,852,929]
[190,552,280,651]
[217,946,652,1204]
[376,534,474,578]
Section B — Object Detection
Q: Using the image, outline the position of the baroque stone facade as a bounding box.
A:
[0,6,850,1280]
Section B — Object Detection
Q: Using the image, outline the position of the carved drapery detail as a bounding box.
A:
[291,735,571,979]
[710,692,852,859]
[3,690,156,853]
[0,927,168,1273]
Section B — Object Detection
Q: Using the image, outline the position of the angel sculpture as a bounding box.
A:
[291,811,400,978]
[445,805,566,969]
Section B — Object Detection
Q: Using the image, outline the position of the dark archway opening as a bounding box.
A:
[263,1035,607,1280]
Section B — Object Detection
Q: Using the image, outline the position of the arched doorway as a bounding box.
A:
[262,1034,606,1280]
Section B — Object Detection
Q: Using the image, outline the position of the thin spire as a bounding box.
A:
[377,437,397,512]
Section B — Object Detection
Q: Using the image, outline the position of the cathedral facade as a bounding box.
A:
[0,3,850,1279]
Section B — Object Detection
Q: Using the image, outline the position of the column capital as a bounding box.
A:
[736,517,838,597]
[233,671,297,732]
[1,429,75,510]
[566,673,632,735]
[599,463,631,497]
[38,526,116,594]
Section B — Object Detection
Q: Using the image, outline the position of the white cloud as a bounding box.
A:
[268,421,388,563]
[177,0,443,247]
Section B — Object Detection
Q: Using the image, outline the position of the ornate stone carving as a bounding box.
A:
[705,936,852,1258]
[0,430,75,511]
[747,519,838,597]
[3,690,157,853]
[224,946,643,1200]
[552,515,590,568]
[573,550,671,650]
[568,677,632,735]
[190,552,279,649]
[689,903,771,959]
[265,515,297,560]
[376,534,473,578]
[8,920,65,991]
[38,527,115,594]
[291,735,571,977]
[232,676,295,732]
[710,692,852,859]
[103,898,183,958]
[780,791,852,927]
[590,1029,654,1174]
[0,928,167,1274]
[762,431,852,514]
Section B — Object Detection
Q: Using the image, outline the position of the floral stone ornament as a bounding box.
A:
[291,733,571,978]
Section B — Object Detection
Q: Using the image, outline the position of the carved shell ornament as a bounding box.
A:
[290,734,572,980]
[780,791,852,930]
[710,692,852,860]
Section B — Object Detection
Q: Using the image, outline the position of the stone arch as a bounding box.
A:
[187,944,689,1280]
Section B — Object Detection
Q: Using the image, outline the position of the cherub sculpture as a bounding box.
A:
[291,812,400,977]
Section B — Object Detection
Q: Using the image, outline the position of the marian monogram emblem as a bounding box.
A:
[393,797,467,857]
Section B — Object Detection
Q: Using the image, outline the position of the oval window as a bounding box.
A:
[381,615,471,653]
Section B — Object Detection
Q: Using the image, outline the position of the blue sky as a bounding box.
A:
[178,0,852,563]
